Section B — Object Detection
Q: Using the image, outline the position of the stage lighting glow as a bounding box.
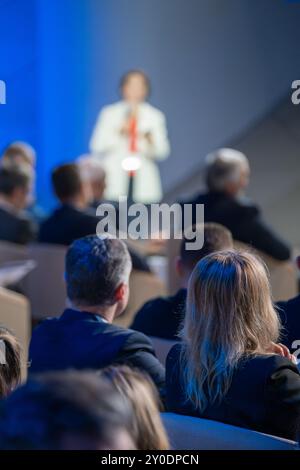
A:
[121,155,141,172]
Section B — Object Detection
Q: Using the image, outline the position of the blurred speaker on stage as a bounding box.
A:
[90,70,170,204]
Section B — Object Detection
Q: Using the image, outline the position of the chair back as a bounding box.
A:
[149,336,176,365]
[114,270,167,328]
[0,240,28,264]
[234,241,297,301]
[162,413,297,450]
[22,243,67,319]
[166,238,298,300]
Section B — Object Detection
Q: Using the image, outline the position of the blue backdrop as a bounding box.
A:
[0,0,98,209]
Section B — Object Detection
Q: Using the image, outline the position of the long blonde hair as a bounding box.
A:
[180,250,281,412]
[99,366,169,450]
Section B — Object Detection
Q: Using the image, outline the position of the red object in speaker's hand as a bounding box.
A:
[128,115,138,177]
[129,115,138,154]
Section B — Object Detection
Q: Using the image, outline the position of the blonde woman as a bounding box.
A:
[100,366,169,450]
[166,250,300,440]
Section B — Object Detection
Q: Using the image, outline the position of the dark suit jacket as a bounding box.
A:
[180,191,290,261]
[39,204,99,246]
[132,289,187,340]
[38,204,150,272]
[277,295,300,351]
[29,308,165,396]
[0,206,36,245]
[166,343,300,440]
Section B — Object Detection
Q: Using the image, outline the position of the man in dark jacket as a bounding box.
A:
[0,166,36,244]
[180,148,290,261]
[29,235,165,396]
[39,163,149,272]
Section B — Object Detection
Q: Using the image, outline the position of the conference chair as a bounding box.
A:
[22,243,67,320]
[149,336,176,365]
[234,241,297,301]
[0,240,28,264]
[0,287,30,380]
[162,413,297,450]
[114,270,167,328]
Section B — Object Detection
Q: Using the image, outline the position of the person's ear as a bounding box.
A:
[115,283,126,302]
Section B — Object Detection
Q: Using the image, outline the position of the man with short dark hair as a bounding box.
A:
[0,371,135,450]
[29,235,165,395]
[39,163,96,246]
[131,223,233,340]
[0,166,36,244]
[39,163,150,272]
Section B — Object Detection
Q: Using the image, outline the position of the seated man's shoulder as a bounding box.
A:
[178,191,206,206]
[233,196,260,216]
[116,325,155,351]
[31,316,60,340]
[97,321,152,345]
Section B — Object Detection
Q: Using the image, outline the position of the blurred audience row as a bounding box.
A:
[0,142,291,262]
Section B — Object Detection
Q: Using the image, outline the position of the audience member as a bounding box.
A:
[0,327,21,398]
[0,371,135,450]
[100,365,169,450]
[1,141,36,168]
[29,235,165,395]
[0,166,36,244]
[166,250,300,440]
[132,223,233,339]
[77,155,107,208]
[39,163,95,245]
[39,163,149,271]
[276,256,300,351]
[1,142,45,223]
[180,148,290,261]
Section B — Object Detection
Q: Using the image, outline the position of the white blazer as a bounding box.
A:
[89,101,170,203]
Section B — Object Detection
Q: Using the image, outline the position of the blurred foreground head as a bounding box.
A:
[100,365,169,450]
[0,371,135,450]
